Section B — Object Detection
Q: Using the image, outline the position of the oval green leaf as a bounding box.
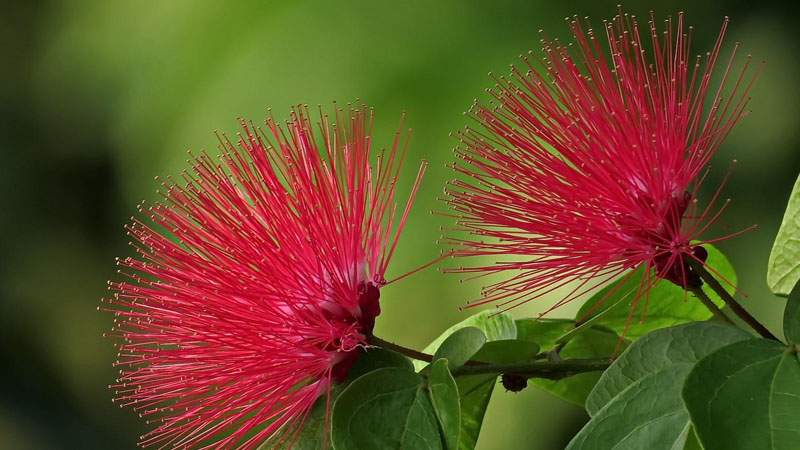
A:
[587,321,751,416]
[432,327,487,371]
[413,311,516,371]
[567,364,694,450]
[567,322,751,450]
[682,339,800,450]
[768,172,800,296]
[331,367,442,450]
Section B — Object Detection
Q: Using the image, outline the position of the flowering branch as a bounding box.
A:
[451,358,612,380]
[687,259,779,341]
[369,335,612,380]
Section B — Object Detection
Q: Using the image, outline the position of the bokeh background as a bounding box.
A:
[2,0,799,448]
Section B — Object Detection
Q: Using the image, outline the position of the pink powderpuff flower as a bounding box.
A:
[442,11,758,332]
[102,103,425,449]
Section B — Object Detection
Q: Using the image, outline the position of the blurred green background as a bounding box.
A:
[1,0,798,448]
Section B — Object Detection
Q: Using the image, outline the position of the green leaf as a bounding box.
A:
[586,321,751,415]
[432,327,486,371]
[517,318,628,406]
[572,244,735,341]
[682,339,800,450]
[567,364,694,450]
[471,339,540,364]
[261,348,415,450]
[783,279,800,345]
[768,172,800,296]
[567,322,750,450]
[331,367,442,450]
[515,318,570,345]
[428,360,461,450]
[414,310,516,371]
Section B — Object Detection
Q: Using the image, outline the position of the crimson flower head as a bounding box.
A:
[103,103,425,449]
[444,11,757,322]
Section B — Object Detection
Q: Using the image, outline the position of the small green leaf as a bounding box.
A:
[768,172,800,296]
[432,327,486,371]
[428,360,461,450]
[586,321,750,415]
[783,279,800,345]
[517,318,627,406]
[331,367,442,450]
[572,244,735,341]
[471,339,540,364]
[682,339,800,450]
[414,311,516,371]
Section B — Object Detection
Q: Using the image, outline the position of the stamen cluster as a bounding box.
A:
[103,103,425,449]
[443,11,757,321]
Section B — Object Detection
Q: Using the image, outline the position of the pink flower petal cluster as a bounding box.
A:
[444,11,757,326]
[103,103,424,449]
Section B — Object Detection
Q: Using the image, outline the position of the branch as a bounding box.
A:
[687,283,735,326]
[368,335,433,363]
[368,335,611,380]
[452,358,612,380]
[687,258,778,341]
